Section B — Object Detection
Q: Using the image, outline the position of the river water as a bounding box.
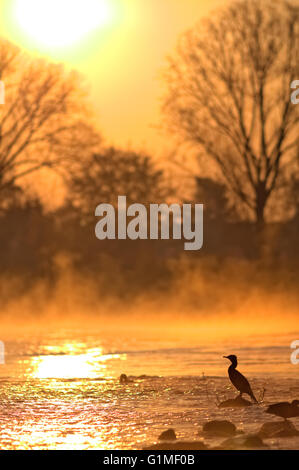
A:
[0,326,298,449]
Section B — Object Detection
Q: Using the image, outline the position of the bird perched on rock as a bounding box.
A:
[223,355,258,403]
[266,400,299,421]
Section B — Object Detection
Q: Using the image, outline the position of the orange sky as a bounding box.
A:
[0,0,223,153]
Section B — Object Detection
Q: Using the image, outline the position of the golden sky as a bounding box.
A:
[0,0,222,153]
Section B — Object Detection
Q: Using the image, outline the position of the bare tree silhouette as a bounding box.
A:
[67,147,172,223]
[163,0,299,228]
[0,39,100,196]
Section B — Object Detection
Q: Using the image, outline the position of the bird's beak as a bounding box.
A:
[223,356,228,359]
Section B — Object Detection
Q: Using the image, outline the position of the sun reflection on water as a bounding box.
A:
[31,345,126,379]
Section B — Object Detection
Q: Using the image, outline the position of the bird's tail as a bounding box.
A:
[249,390,258,404]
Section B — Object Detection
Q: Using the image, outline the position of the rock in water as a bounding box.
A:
[143,441,208,450]
[202,420,236,437]
[158,429,177,441]
[220,434,267,450]
[218,396,253,408]
[258,420,299,438]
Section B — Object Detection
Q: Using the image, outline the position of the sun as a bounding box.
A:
[14,0,114,48]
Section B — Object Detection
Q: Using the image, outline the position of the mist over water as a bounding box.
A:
[1,253,298,337]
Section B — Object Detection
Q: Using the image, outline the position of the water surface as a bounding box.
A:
[0,327,298,449]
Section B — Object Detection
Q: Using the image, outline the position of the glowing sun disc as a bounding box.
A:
[14,0,113,48]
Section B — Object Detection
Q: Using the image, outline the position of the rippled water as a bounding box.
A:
[0,327,298,449]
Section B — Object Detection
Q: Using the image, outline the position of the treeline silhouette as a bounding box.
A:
[0,177,298,309]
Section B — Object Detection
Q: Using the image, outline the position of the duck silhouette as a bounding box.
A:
[266,400,299,421]
[119,374,133,384]
[223,355,258,403]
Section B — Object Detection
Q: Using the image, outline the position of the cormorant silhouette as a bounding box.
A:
[223,355,258,403]
[266,400,299,420]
